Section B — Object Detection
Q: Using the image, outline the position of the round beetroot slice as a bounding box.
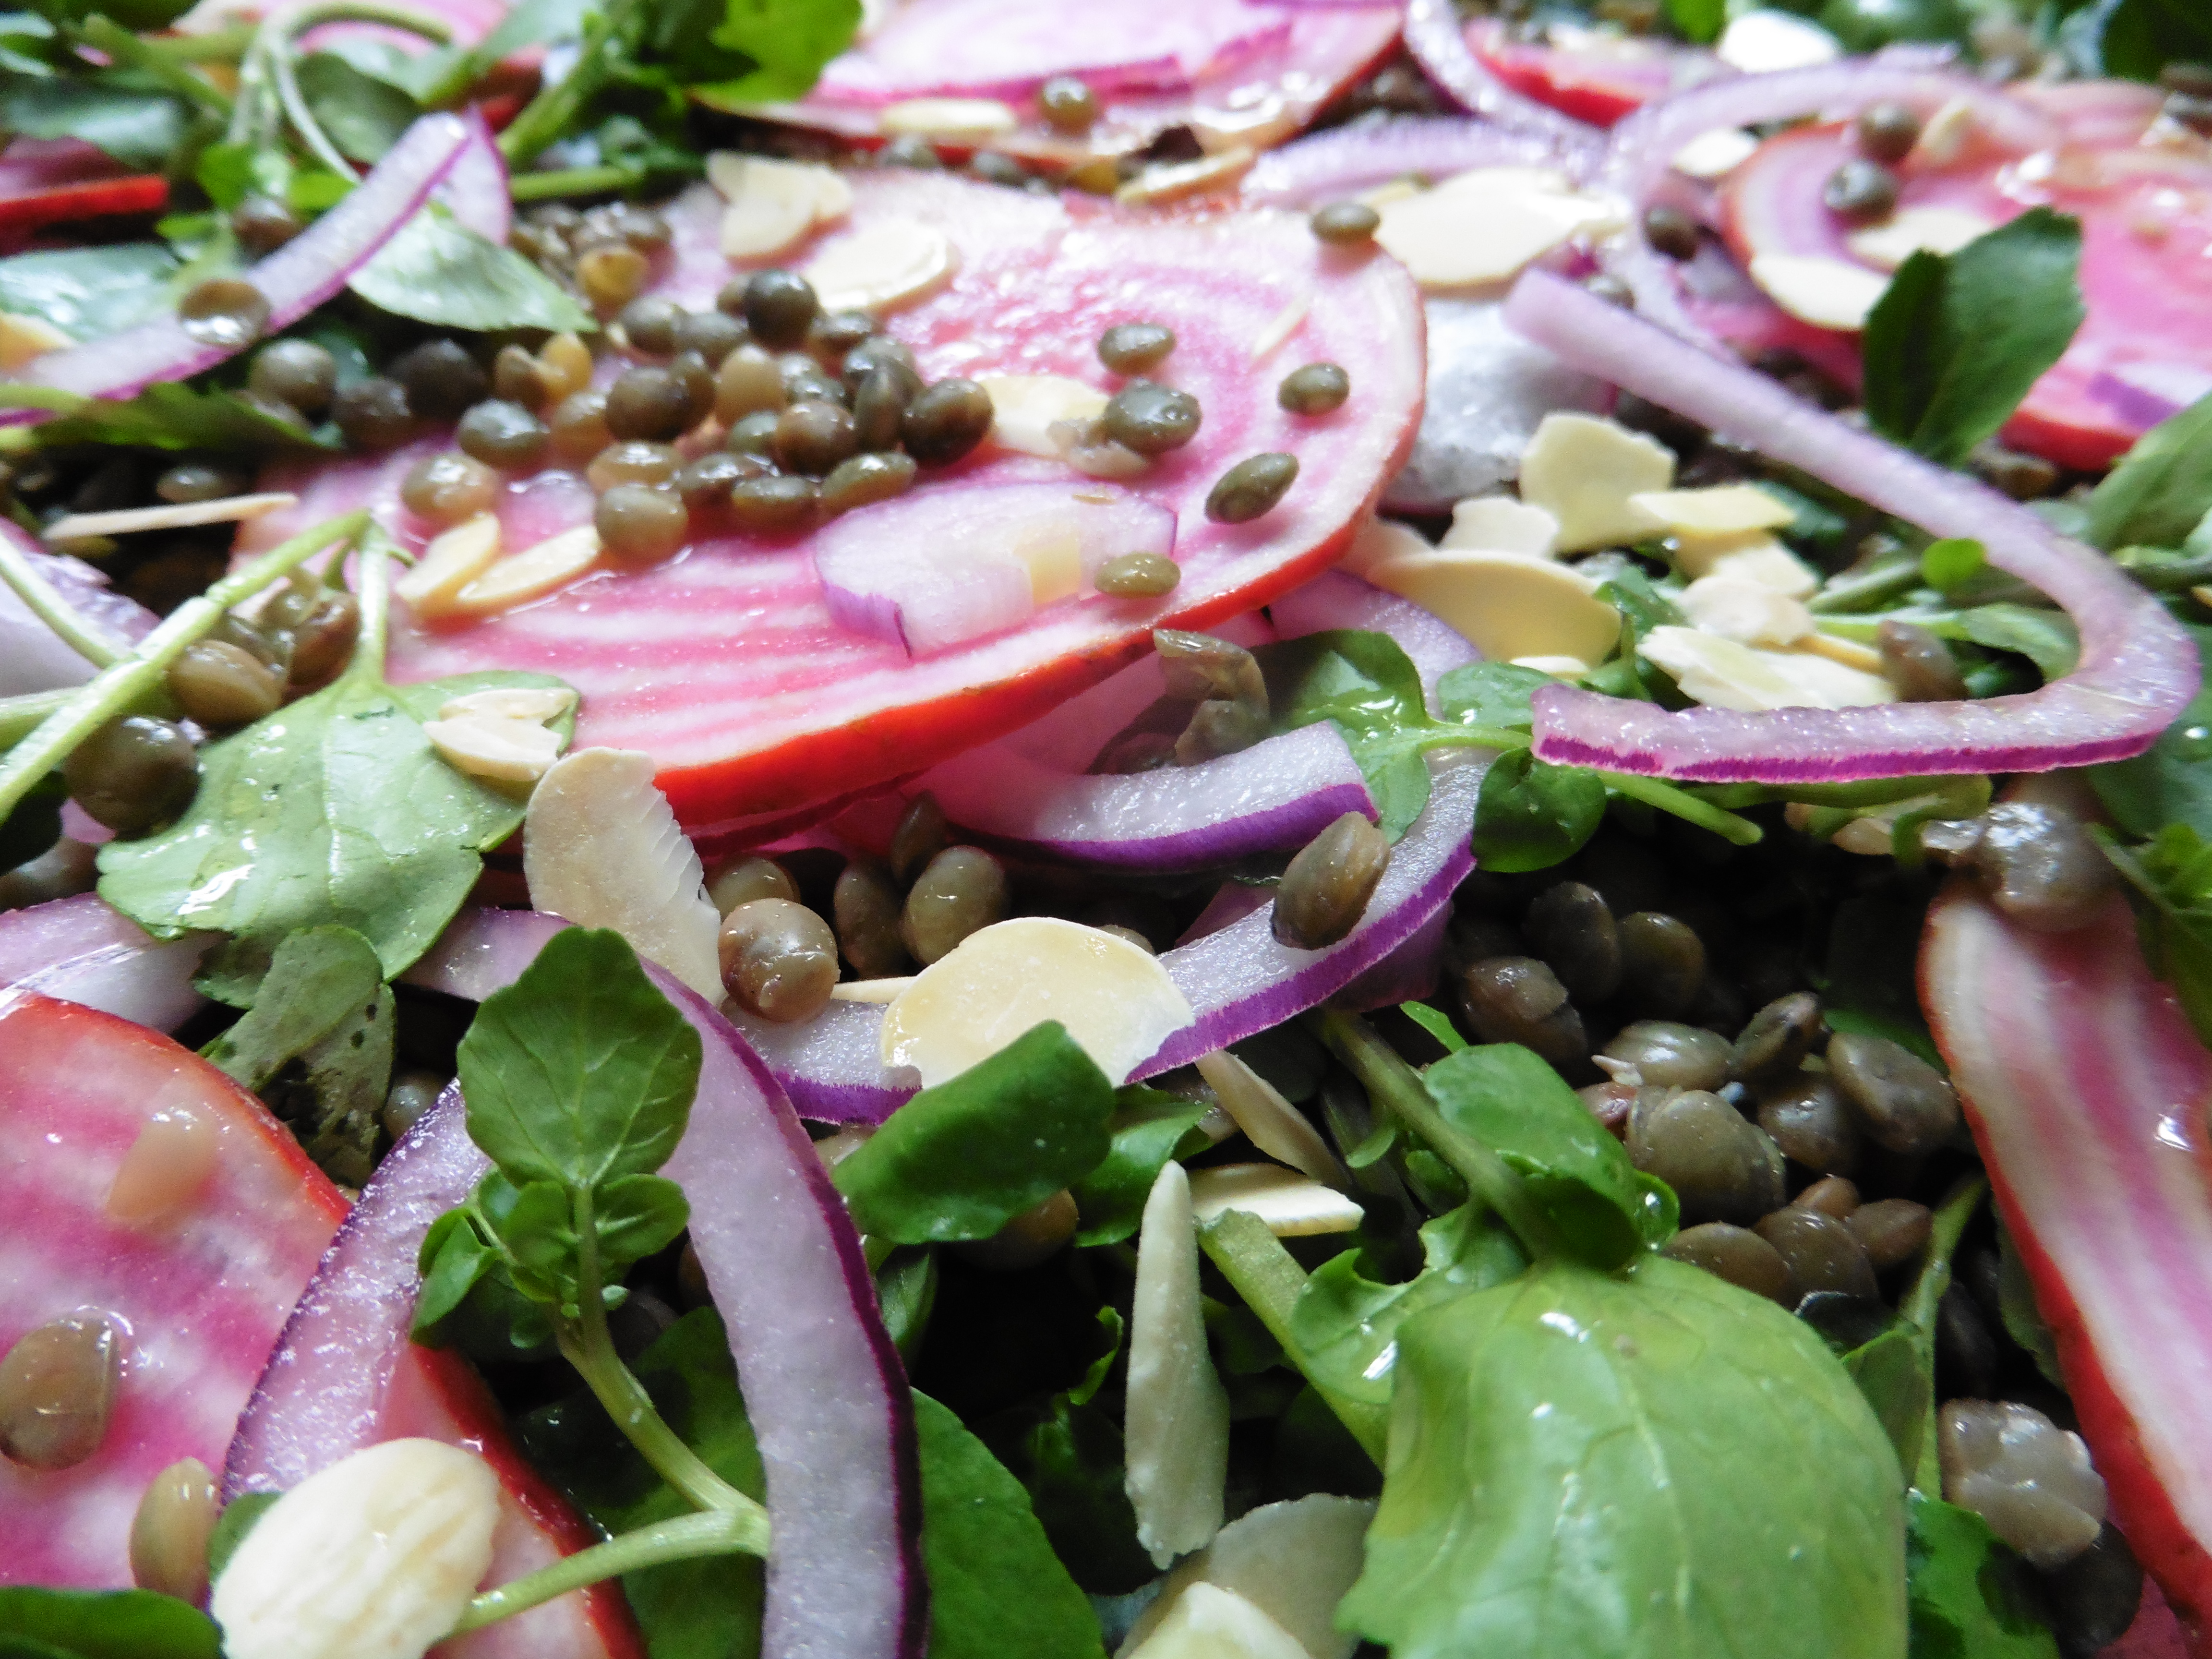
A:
[1464,17,1713,129]
[0,990,346,1590]
[1721,112,2212,471]
[251,172,1422,835]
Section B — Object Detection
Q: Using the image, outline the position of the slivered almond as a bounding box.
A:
[878,96,1019,140]
[451,525,601,614]
[1847,204,1996,271]
[801,217,958,313]
[396,515,502,616]
[1248,292,1310,362]
[1641,624,1894,710]
[1187,1164,1365,1236]
[979,374,1110,458]
[1748,252,1888,332]
[1117,1495,1377,1659]
[1193,1050,1348,1188]
[830,977,915,1002]
[43,493,298,542]
[421,714,565,783]
[710,153,854,260]
[1126,1163,1230,1569]
[1802,630,1889,673]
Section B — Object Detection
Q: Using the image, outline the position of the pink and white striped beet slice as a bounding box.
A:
[722,2,1399,166]
[0,990,347,1590]
[1923,887,2212,1645]
[246,172,1424,836]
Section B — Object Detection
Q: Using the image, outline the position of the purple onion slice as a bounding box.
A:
[0,892,210,1030]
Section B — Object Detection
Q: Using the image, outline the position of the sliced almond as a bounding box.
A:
[42,492,298,542]
[709,153,854,261]
[437,685,577,723]
[1339,513,1433,575]
[1193,1050,1348,1188]
[878,96,1019,140]
[1748,252,1889,332]
[1675,532,1818,594]
[1248,291,1310,362]
[451,524,601,614]
[1187,1164,1365,1236]
[1913,97,1978,166]
[1440,493,1560,556]
[830,977,915,1002]
[1365,549,1623,666]
[1126,1584,1307,1659]
[1627,483,1795,540]
[1126,1162,1230,1570]
[801,217,958,313]
[1801,630,1889,673]
[421,714,565,783]
[1846,204,1997,271]
[1641,624,1894,710]
[1516,412,1677,552]
[0,311,70,369]
[1115,147,1256,207]
[1678,576,1814,648]
[1718,9,1840,72]
[1374,167,1617,292]
[1672,127,1760,180]
[978,374,1110,458]
[1513,653,1590,676]
[1117,1495,1378,1659]
[881,917,1193,1089]
[397,514,503,615]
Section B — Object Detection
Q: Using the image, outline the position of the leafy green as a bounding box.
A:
[1996,1225,2065,1389]
[986,1394,1155,1596]
[2098,0,2212,80]
[294,52,420,164]
[201,925,393,1185]
[1862,209,2085,467]
[1399,1000,1467,1054]
[202,1491,280,1583]
[2091,626,2212,838]
[98,668,574,1004]
[1432,660,1549,731]
[1905,1491,2061,1659]
[833,1023,1117,1244]
[0,72,187,169]
[1955,603,2079,681]
[2084,391,2212,552]
[11,381,337,455]
[694,0,865,101]
[1069,1087,1211,1247]
[1920,537,1986,594]
[1338,1254,1908,1659]
[0,1588,220,1659]
[913,1392,1106,1659]
[1424,1043,1667,1267]
[350,209,592,334]
[1664,0,1725,42]
[0,243,178,339]
[1470,748,1607,874]
[2100,822,2212,1043]
[1258,628,1444,839]
[1840,1324,1929,1479]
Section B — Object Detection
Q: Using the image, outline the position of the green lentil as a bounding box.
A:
[1094,551,1180,597]
[1097,322,1175,375]
[1309,200,1380,245]
[1205,452,1298,523]
[901,378,994,466]
[594,483,690,565]
[1277,362,1350,416]
[456,400,552,471]
[1038,74,1100,132]
[743,268,820,349]
[728,473,819,533]
[1102,380,1201,455]
[820,450,917,514]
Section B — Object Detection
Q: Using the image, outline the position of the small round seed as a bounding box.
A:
[586,440,682,493]
[1038,74,1100,133]
[820,450,917,515]
[743,268,820,349]
[1729,991,1825,1083]
[671,307,748,368]
[380,1068,444,1142]
[720,897,840,1022]
[491,343,549,410]
[247,339,337,416]
[1102,380,1202,455]
[1856,100,1923,163]
[807,308,876,363]
[393,338,488,421]
[726,409,784,457]
[286,591,359,685]
[1662,1222,1793,1303]
[775,398,860,475]
[1824,158,1901,224]
[902,378,994,466]
[1846,1197,1934,1271]
[890,792,948,885]
[1310,200,1380,245]
[668,350,716,428]
[903,845,1010,964]
[1793,1175,1862,1220]
[834,858,911,977]
[456,399,551,471]
[1206,452,1298,524]
[1628,1089,1786,1226]
[577,243,650,311]
[618,295,684,356]
[606,365,697,443]
[1755,1073,1863,1177]
[549,389,614,462]
[782,361,847,408]
[1277,362,1350,416]
[1616,911,1705,1018]
[0,1311,122,1469]
[1757,1206,1878,1301]
[129,1456,220,1601]
[400,452,497,527]
[331,376,413,450]
[230,194,303,257]
[1877,618,1967,702]
[852,364,912,451]
[177,276,269,350]
[155,462,244,505]
[1827,1030,1960,1156]
[605,203,671,253]
[1965,799,2116,932]
[674,451,747,513]
[167,639,285,727]
[1599,1021,1730,1092]
[1094,551,1180,598]
[1643,203,1702,260]
[709,855,797,914]
[842,335,920,397]
[1098,323,1176,376]
[1274,811,1391,950]
[595,484,689,565]
[728,473,819,533]
[715,344,787,425]
[1523,881,1622,1003]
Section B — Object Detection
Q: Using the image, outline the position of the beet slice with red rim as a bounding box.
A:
[1464,17,1717,130]
[245,171,1424,836]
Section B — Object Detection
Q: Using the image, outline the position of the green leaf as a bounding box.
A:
[1423,1043,1659,1266]
[1863,209,2085,467]
[294,53,420,164]
[14,381,336,455]
[96,669,574,1001]
[1905,1491,2062,1659]
[2083,392,2212,552]
[480,1172,581,1306]
[2098,0,2212,80]
[1920,537,1986,594]
[1664,0,1725,43]
[984,1395,1155,1596]
[698,0,863,102]
[1471,747,1607,875]
[2100,823,2212,1047]
[1069,1088,1211,1247]
[1399,1000,1467,1053]
[1840,1325,1928,1480]
[1258,629,1440,839]
[0,1589,219,1659]
[0,243,178,340]
[0,73,185,169]
[459,926,703,1194]
[1339,1254,1907,1659]
[1955,604,2080,681]
[1995,1224,2065,1389]
[834,1022,1117,1244]
[914,1392,1107,1659]
[413,1207,495,1335]
[593,1171,691,1274]
[195,140,291,212]
[350,208,593,333]
[1289,1202,1526,1407]
[1433,661,1549,731]
[203,1491,281,1583]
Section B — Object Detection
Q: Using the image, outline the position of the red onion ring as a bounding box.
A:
[0,892,210,1030]
[441,110,513,246]
[5,114,473,416]
[1400,0,1603,153]
[1503,268,2198,781]
[1241,114,1584,206]
[0,528,156,696]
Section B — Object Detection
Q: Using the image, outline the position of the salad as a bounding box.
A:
[0,0,2209,1655]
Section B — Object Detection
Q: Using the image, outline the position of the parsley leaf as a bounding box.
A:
[2082,390,2212,553]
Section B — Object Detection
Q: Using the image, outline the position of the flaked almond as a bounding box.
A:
[1440,493,1560,556]
[1748,252,1888,332]
[1192,1050,1348,1188]
[1115,147,1256,207]
[1186,1163,1365,1236]
[106,1106,220,1227]
[1671,127,1759,180]
[438,685,577,723]
[1847,204,1996,271]
[0,311,70,369]
[421,714,565,783]
[1116,1494,1378,1659]
[978,374,1110,458]
[1125,1162,1230,1569]
[396,515,502,616]
[451,524,601,614]
[1365,549,1622,666]
[1627,482,1795,540]
[1375,166,1618,292]
[878,96,1018,140]
[1678,575,1814,648]
[1517,411,1676,552]
[1641,624,1895,710]
[801,217,958,313]
[1248,291,1310,362]
[1676,532,1819,595]
[710,153,854,260]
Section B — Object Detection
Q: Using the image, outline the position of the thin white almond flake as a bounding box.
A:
[396,514,502,616]
[210,1439,500,1659]
[1441,493,1560,556]
[1847,204,1997,272]
[452,524,601,614]
[1671,127,1760,180]
[881,916,1194,1089]
[1193,1050,1348,1187]
[1126,1162,1231,1570]
[1679,534,1819,595]
[1116,1495,1378,1659]
[1125,1584,1308,1659]
[1513,654,1590,676]
[830,977,915,1002]
[878,96,1019,140]
[978,374,1110,459]
[1679,575,1813,648]
[1641,624,1894,710]
[1627,483,1795,540]
[1516,411,1676,552]
[422,715,564,784]
[1248,291,1310,362]
[1718,9,1839,72]
[1187,1164,1364,1237]
[1374,166,1617,292]
[438,685,577,723]
[1115,147,1256,207]
[42,493,298,542]
[801,217,958,313]
[1338,513,1433,575]
[1748,252,1888,332]
[523,747,722,1000]
[709,153,853,260]
[1801,630,1889,674]
[0,310,69,369]
[1365,549,1622,666]
[1913,97,1978,166]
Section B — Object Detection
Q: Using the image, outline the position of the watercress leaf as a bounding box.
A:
[877,1245,938,1364]
[835,1022,1116,1244]
[983,1395,1156,1596]
[0,243,178,339]
[2084,391,2212,551]
[697,0,863,102]
[412,1208,495,1337]
[1433,661,1549,731]
[1471,747,1607,875]
[1840,1325,1928,1479]
[97,668,575,1003]
[2097,0,2212,81]
[593,1172,691,1274]
[1956,603,2080,681]
[195,140,290,213]
[202,1491,280,1584]
[1339,1255,1908,1659]
[1905,1491,2061,1659]
[1257,628,1441,837]
[2100,823,2212,1047]
[458,926,703,1194]
[0,73,185,169]
[914,1391,1107,1659]
[15,381,336,455]
[1399,1000,1467,1053]
[1289,1202,1526,1406]
[1070,1089,1211,1247]
[1995,1225,2065,1389]
[350,208,593,334]
[1920,536,1986,594]
[1664,0,1724,44]
[1862,209,2085,467]
[0,1589,219,1659]
[1423,1043,1653,1268]
[480,1175,580,1307]
[294,52,420,164]
[1063,1306,1124,1409]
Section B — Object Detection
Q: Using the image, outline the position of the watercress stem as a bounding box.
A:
[1309,1010,1563,1261]
[1903,1175,1985,1494]
[0,688,73,749]
[1419,725,1531,753]
[1197,1209,1388,1463]
[74,17,234,117]
[1807,558,1923,615]
[140,23,256,60]
[449,1507,768,1633]
[497,0,643,168]
[0,538,129,671]
[508,164,645,202]
[0,510,367,822]
[342,529,394,686]
[1595,770,1762,846]
[267,30,359,179]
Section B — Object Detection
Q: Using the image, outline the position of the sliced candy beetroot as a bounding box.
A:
[0,991,345,1589]
[1923,887,2212,1649]
[245,171,1424,836]
[1721,108,2212,471]
[1464,17,1718,129]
